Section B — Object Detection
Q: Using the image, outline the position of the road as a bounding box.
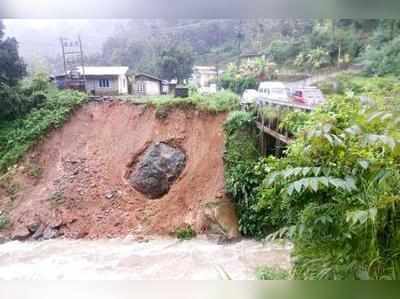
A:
[285,67,361,89]
[0,237,291,280]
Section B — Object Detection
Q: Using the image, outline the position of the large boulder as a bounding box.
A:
[11,226,31,241]
[129,143,186,199]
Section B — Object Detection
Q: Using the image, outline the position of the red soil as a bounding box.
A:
[0,101,230,239]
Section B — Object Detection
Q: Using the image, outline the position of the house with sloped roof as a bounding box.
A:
[133,73,164,96]
[54,66,129,96]
[192,66,217,88]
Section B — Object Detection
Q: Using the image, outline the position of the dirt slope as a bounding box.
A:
[0,101,236,239]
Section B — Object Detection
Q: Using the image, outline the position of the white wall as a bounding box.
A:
[85,77,118,96]
[145,80,160,96]
[133,78,161,96]
[85,75,128,95]
[118,75,128,95]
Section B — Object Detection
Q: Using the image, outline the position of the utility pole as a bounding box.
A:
[60,38,67,76]
[78,35,87,89]
[60,36,86,92]
[237,19,243,67]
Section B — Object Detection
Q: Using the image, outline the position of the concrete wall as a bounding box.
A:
[134,79,161,96]
[118,75,128,95]
[193,70,217,88]
[85,75,128,96]
[145,80,160,96]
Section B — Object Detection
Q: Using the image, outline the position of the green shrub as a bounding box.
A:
[266,39,302,65]
[0,89,86,173]
[219,73,257,95]
[0,73,53,122]
[0,214,9,230]
[176,226,196,240]
[362,36,400,76]
[263,78,400,279]
[224,111,276,238]
[226,76,400,279]
[146,90,240,113]
[256,266,290,280]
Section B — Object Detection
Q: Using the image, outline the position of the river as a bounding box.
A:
[0,237,291,280]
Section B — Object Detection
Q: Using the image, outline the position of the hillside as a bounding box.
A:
[0,102,239,240]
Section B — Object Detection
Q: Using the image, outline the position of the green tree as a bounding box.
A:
[0,21,26,86]
[362,36,400,76]
[158,44,194,83]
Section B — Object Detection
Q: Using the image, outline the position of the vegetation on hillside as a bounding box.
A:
[143,90,240,113]
[175,226,196,240]
[0,86,86,173]
[3,18,400,280]
[219,59,277,94]
[0,21,87,174]
[256,266,290,280]
[0,21,26,87]
[224,76,400,279]
[79,19,400,82]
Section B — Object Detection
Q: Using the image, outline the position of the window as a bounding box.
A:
[136,81,145,94]
[295,90,303,97]
[98,79,110,88]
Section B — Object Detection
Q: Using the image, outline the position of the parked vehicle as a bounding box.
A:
[258,81,290,102]
[291,87,325,106]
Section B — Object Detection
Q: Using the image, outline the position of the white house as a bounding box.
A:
[55,66,129,96]
[79,66,129,96]
[133,73,163,96]
[192,66,217,88]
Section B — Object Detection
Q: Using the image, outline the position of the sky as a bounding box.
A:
[3,19,129,72]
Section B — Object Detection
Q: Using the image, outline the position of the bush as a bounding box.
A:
[219,73,257,95]
[146,90,240,113]
[362,36,400,76]
[0,214,9,230]
[266,39,302,65]
[0,73,52,121]
[224,111,280,237]
[226,76,400,279]
[224,111,293,237]
[256,266,290,280]
[263,77,400,279]
[176,226,196,240]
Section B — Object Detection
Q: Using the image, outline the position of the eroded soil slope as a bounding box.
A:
[0,101,235,239]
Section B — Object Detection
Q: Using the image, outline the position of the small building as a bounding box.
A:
[55,66,129,96]
[133,73,162,96]
[161,80,170,94]
[192,66,217,88]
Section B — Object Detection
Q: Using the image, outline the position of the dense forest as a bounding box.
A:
[5,19,400,79]
[81,19,400,78]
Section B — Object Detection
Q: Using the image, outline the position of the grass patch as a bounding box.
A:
[143,91,240,113]
[256,266,290,280]
[0,214,10,230]
[176,225,196,240]
[0,89,86,174]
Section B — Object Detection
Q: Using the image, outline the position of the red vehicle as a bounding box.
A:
[292,87,324,106]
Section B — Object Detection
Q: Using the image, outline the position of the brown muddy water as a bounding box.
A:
[0,237,291,280]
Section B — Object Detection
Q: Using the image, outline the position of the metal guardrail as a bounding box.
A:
[255,97,315,111]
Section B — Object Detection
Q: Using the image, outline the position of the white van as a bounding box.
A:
[258,81,290,102]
